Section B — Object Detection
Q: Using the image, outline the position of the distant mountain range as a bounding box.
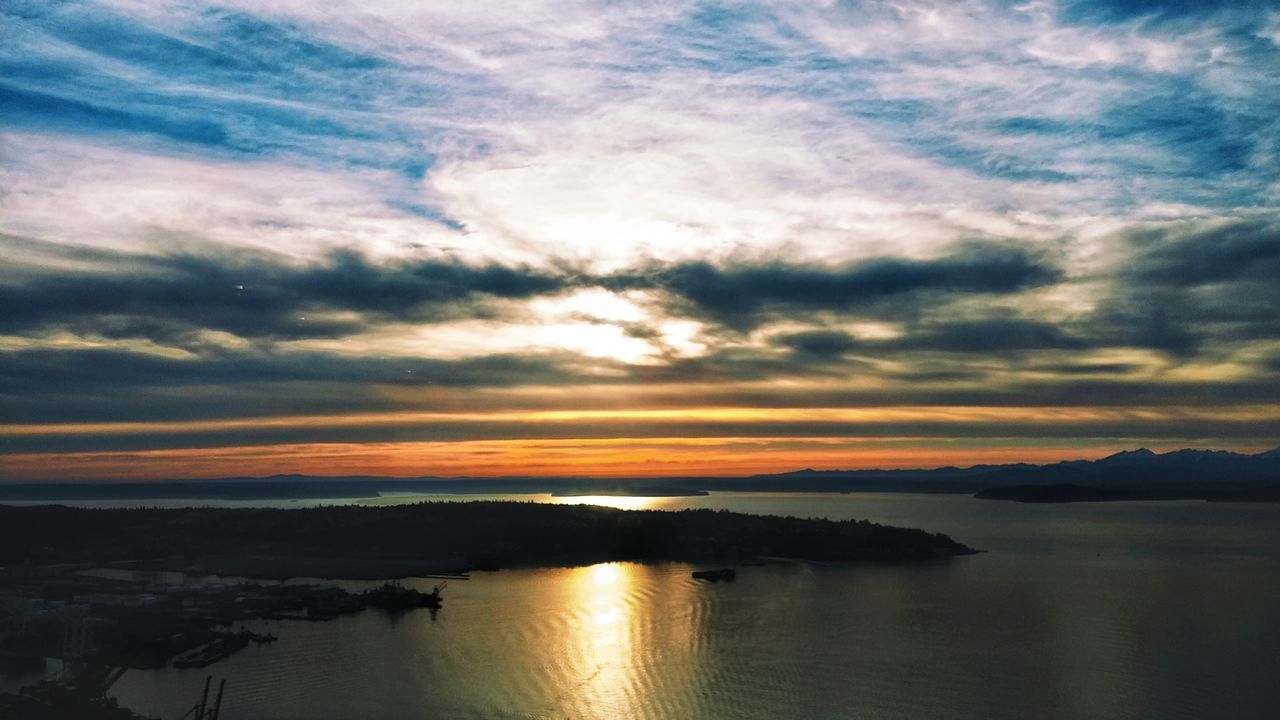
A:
[763,446,1280,481]
[0,447,1277,502]
[734,447,1280,501]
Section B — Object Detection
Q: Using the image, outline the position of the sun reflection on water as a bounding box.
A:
[550,495,674,511]
[590,563,621,586]
[553,561,708,716]
[567,562,638,716]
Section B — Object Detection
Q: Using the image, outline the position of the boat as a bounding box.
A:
[172,634,250,669]
[691,568,736,581]
[363,581,444,610]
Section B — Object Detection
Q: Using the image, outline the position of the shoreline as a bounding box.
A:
[0,501,978,581]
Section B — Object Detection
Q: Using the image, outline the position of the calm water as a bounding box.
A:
[70,493,1280,718]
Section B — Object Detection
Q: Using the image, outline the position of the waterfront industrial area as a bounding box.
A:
[0,563,449,718]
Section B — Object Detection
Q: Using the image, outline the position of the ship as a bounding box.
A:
[362,581,444,611]
[691,568,736,581]
[172,634,250,669]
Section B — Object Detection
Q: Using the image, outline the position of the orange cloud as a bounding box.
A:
[1,436,1270,481]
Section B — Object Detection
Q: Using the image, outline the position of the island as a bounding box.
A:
[0,501,974,578]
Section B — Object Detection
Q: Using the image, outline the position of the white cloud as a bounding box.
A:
[7,1,1273,295]
[0,133,459,261]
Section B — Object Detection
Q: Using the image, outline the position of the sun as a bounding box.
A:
[590,563,621,587]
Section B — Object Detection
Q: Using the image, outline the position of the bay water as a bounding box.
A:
[58,493,1280,718]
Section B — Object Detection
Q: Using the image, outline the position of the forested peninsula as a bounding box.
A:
[0,502,976,579]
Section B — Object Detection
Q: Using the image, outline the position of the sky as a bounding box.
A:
[2,0,1279,480]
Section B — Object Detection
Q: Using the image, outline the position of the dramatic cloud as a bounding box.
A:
[612,241,1061,330]
[1089,217,1280,356]
[2,1,1278,477]
[0,236,574,344]
[775,318,1087,357]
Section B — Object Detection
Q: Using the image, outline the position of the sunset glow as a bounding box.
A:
[2,1,1278,481]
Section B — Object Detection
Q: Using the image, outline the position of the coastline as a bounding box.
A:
[0,501,977,581]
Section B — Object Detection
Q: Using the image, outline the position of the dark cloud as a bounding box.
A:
[776,331,861,358]
[646,316,1085,384]
[622,373,1280,411]
[892,319,1087,354]
[0,237,1066,347]
[0,240,574,345]
[8,402,1280,455]
[1088,217,1280,357]
[0,346,602,425]
[772,318,1085,359]
[5,220,1280,445]
[6,344,1273,426]
[1120,218,1280,286]
[636,347,868,385]
[612,242,1061,330]
[292,250,566,314]
[0,346,583,395]
[1028,362,1144,376]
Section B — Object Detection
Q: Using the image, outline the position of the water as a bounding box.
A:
[64,494,1280,718]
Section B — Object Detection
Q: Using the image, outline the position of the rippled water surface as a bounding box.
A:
[101,493,1280,719]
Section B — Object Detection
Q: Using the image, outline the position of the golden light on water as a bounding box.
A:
[569,563,639,715]
[590,563,622,587]
[551,495,673,511]
[554,562,706,716]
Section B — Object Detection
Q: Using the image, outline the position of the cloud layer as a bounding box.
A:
[2,0,1278,477]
